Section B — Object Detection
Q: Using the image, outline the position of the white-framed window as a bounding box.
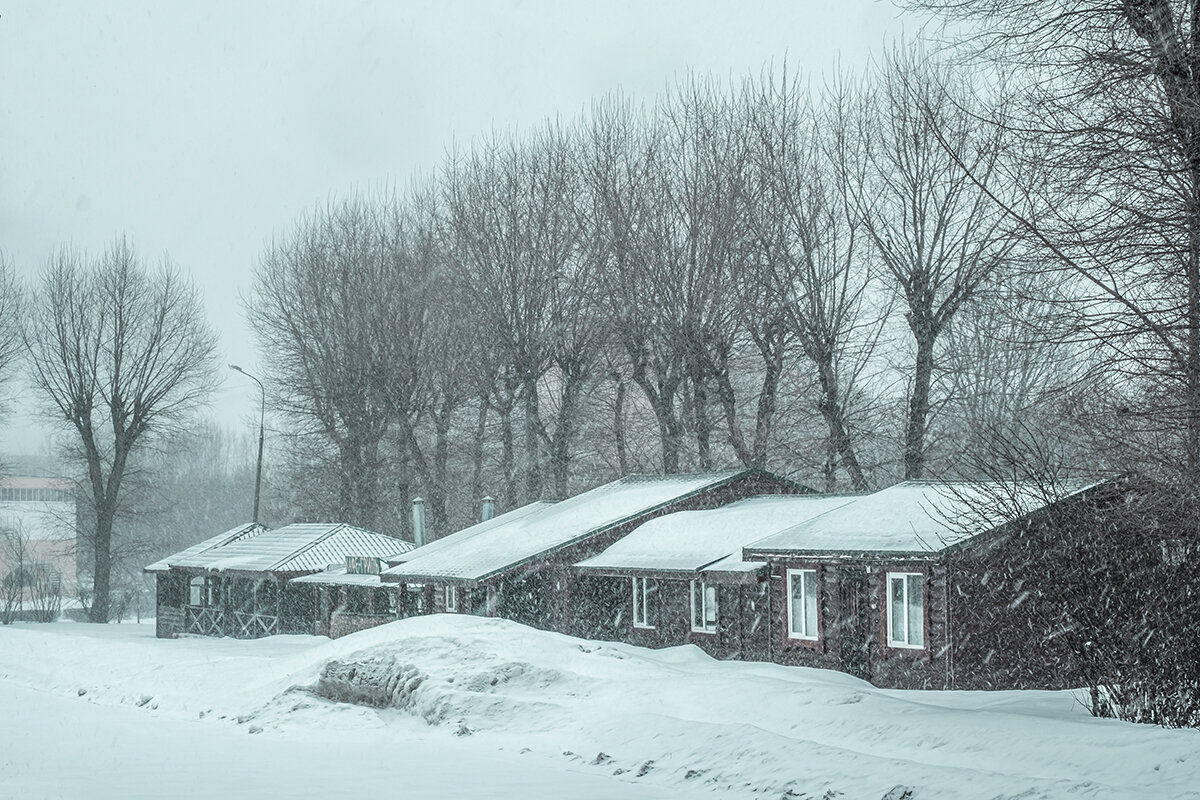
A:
[786,568,819,640]
[887,572,925,649]
[444,585,459,613]
[690,580,718,634]
[189,576,218,607]
[632,577,656,629]
[189,576,204,606]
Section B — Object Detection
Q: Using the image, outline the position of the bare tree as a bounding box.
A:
[583,83,753,473]
[26,239,218,622]
[744,71,888,489]
[846,49,1017,479]
[249,193,431,534]
[582,94,689,473]
[444,123,598,501]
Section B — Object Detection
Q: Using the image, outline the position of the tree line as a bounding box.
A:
[249,50,1062,541]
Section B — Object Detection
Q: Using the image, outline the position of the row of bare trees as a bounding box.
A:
[247,50,1052,538]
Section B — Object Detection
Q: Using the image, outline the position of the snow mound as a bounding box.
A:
[313,643,568,729]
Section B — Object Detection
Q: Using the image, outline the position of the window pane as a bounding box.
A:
[803,572,818,637]
[705,584,717,629]
[789,573,804,635]
[645,579,656,627]
[691,581,701,629]
[907,575,924,647]
[889,576,905,643]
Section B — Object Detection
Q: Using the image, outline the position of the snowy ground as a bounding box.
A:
[1,617,1197,800]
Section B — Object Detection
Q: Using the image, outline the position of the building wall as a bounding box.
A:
[944,525,1085,690]
[610,576,772,661]
[765,559,953,690]
[154,572,186,638]
[562,471,807,641]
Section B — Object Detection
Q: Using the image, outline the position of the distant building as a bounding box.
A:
[0,476,79,608]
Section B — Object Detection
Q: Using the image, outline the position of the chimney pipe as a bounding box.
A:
[481,495,495,522]
[412,497,426,547]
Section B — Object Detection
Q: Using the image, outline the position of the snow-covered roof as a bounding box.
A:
[385,501,555,568]
[144,522,267,573]
[382,471,751,583]
[291,567,391,588]
[743,480,1103,558]
[575,495,853,575]
[151,523,412,575]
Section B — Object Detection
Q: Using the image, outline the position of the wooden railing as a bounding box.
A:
[233,611,279,638]
[184,605,225,636]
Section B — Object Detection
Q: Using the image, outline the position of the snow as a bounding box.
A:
[745,480,1102,556]
[576,495,853,574]
[383,472,744,583]
[2,616,1197,799]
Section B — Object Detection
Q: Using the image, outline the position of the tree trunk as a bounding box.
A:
[87,507,114,623]
[904,331,937,480]
[470,393,488,509]
[495,389,517,510]
[429,398,453,536]
[816,357,869,491]
[1186,160,1200,483]
[612,374,629,475]
[522,376,543,502]
[693,375,713,471]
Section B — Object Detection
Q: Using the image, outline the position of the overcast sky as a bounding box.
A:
[0,0,911,457]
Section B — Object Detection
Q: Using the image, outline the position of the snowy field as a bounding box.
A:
[1,617,1197,800]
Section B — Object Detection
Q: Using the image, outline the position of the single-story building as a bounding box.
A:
[574,494,854,661]
[381,469,810,638]
[741,480,1110,690]
[146,522,410,639]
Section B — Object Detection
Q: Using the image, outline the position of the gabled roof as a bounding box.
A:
[149,522,411,575]
[382,470,757,584]
[575,495,854,575]
[144,522,267,573]
[385,501,554,568]
[743,480,1105,558]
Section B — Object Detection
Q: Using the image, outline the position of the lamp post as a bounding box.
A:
[229,364,265,524]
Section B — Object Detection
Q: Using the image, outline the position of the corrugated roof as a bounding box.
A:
[144,522,267,573]
[291,567,389,588]
[383,471,748,583]
[743,480,1103,557]
[158,523,412,574]
[575,495,854,574]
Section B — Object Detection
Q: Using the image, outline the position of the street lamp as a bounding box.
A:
[229,364,265,524]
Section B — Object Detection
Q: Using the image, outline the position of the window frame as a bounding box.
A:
[785,568,820,641]
[689,579,718,634]
[631,576,656,629]
[444,585,459,613]
[886,571,926,650]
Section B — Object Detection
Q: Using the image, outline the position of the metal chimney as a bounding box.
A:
[412,497,426,547]
[481,495,495,522]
